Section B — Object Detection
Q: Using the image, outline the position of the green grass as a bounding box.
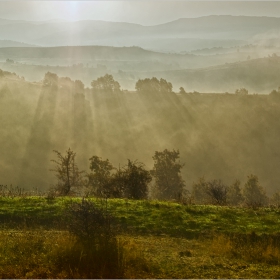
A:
[0,196,279,236]
[1,196,280,278]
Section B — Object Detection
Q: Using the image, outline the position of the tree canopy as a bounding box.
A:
[91,74,121,93]
[135,77,173,93]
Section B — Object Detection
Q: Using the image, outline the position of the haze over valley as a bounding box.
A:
[0,2,280,195]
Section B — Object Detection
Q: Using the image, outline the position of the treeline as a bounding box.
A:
[50,148,280,209]
[42,71,280,96]
[50,148,184,201]
[2,68,280,96]
[192,175,280,208]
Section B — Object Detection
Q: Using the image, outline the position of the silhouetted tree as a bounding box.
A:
[179,87,186,94]
[43,72,58,87]
[243,174,268,207]
[227,179,243,206]
[151,149,185,200]
[192,177,228,205]
[122,160,152,199]
[95,159,152,199]
[192,177,209,204]
[205,179,228,205]
[51,148,84,195]
[269,87,280,98]
[87,156,115,197]
[135,77,172,93]
[91,74,120,93]
[235,88,248,95]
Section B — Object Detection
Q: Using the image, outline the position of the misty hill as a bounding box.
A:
[1,70,280,194]
[1,16,280,52]
[0,45,277,92]
[135,55,280,94]
[0,40,37,48]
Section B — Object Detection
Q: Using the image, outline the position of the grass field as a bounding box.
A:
[0,196,280,278]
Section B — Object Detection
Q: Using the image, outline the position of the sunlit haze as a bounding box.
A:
[0,1,280,25]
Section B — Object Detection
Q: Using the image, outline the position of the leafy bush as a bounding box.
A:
[61,198,125,278]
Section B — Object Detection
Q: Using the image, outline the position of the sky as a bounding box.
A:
[0,1,280,25]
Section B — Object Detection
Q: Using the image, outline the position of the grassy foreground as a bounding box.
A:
[0,196,279,235]
[0,196,280,278]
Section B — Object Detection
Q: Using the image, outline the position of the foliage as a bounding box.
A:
[192,178,228,205]
[270,191,280,208]
[74,79,84,93]
[192,177,211,204]
[61,198,125,278]
[121,160,152,199]
[135,77,173,93]
[227,180,244,206]
[87,156,115,197]
[43,71,58,87]
[64,198,114,243]
[88,157,151,199]
[243,174,268,207]
[179,86,186,94]
[269,87,280,98]
[91,74,121,92]
[50,148,84,196]
[205,179,228,205]
[235,87,249,95]
[151,149,185,200]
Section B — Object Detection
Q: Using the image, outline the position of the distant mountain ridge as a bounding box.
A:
[0,40,38,48]
[0,16,280,51]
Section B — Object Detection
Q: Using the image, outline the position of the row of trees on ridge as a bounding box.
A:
[42,72,280,96]
[50,148,184,200]
[50,148,280,208]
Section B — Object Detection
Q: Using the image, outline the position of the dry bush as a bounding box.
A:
[0,228,149,278]
[211,232,280,265]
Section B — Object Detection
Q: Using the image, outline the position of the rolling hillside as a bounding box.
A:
[0,71,280,193]
[0,46,279,92]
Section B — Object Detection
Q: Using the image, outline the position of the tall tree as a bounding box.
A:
[51,148,84,195]
[243,174,268,207]
[151,149,185,200]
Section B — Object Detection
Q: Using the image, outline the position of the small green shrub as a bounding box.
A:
[60,198,125,278]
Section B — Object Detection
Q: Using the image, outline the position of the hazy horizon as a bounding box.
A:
[1,1,280,25]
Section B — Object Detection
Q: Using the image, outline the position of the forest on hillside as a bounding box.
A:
[1,69,280,197]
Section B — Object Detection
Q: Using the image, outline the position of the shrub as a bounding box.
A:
[60,198,125,278]
[243,174,268,208]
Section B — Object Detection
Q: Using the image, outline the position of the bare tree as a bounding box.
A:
[205,179,228,205]
[51,148,84,195]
